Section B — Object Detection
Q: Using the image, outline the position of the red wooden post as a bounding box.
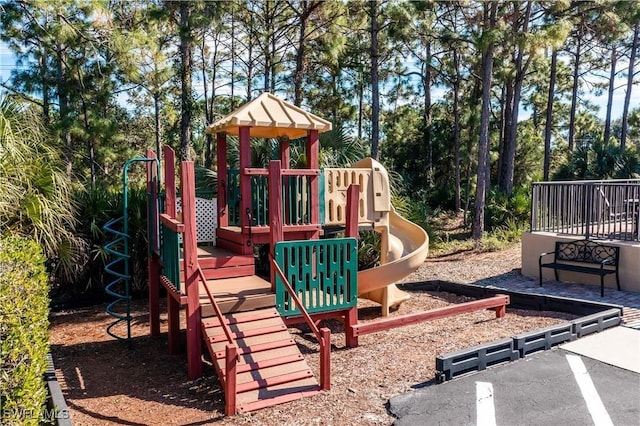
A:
[345,184,359,238]
[320,327,331,390]
[344,184,360,348]
[225,343,237,415]
[181,161,202,380]
[345,307,359,348]
[269,160,284,291]
[164,146,176,217]
[146,149,161,337]
[164,146,181,354]
[306,130,319,225]
[279,137,290,168]
[239,127,252,253]
[216,133,228,228]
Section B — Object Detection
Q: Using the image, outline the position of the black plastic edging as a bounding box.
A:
[435,338,519,383]
[513,322,575,357]
[45,353,72,425]
[399,280,625,383]
[572,308,622,338]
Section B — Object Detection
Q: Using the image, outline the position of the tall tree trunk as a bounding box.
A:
[543,49,558,181]
[40,50,50,125]
[499,1,532,195]
[179,2,192,161]
[358,69,364,139]
[81,97,96,186]
[568,36,582,153]
[604,45,617,145]
[154,92,161,161]
[264,2,272,93]
[292,1,322,106]
[270,30,277,93]
[231,7,236,109]
[293,11,307,106]
[473,1,497,240]
[453,50,462,212]
[498,82,513,185]
[621,24,639,151]
[55,44,72,176]
[424,42,433,186]
[369,0,380,159]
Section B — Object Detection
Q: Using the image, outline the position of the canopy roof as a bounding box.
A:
[205,92,332,139]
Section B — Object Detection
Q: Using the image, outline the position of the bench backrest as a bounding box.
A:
[555,240,619,266]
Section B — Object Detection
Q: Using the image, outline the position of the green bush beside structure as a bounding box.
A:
[0,236,50,425]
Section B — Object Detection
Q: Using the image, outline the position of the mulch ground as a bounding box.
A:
[50,284,576,425]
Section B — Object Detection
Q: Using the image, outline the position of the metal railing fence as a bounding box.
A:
[531,180,640,242]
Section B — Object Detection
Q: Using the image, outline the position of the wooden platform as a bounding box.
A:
[200,275,275,316]
[202,308,320,413]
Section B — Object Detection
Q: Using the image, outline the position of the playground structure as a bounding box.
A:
[106,93,509,415]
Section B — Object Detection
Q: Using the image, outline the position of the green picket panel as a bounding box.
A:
[160,223,181,291]
[274,238,358,316]
[226,170,241,226]
[227,169,314,227]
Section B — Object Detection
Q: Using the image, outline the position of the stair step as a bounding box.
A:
[229,353,305,374]
[199,275,274,315]
[201,307,321,414]
[205,324,288,344]
[209,332,295,356]
[202,308,280,328]
[237,385,321,413]
[236,364,315,393]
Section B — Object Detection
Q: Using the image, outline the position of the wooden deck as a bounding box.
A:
[200,275,275,316]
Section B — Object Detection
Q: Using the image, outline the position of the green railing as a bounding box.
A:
[161,222,181,291]
[274,238,358,316]
[227,169,314,227]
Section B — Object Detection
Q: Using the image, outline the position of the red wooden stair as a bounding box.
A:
[201,307,321,413]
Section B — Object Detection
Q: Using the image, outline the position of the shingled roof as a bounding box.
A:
[205,92,332,139]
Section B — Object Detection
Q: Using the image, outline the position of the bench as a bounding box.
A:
[539,239,620,297]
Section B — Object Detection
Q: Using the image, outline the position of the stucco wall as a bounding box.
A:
[521,232,640,293]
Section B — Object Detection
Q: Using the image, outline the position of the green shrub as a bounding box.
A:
[0,236,50,425]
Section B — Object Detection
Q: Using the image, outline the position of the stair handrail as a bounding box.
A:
[270,255,331,390]
[196,265,238,415]
[197,266,235,345]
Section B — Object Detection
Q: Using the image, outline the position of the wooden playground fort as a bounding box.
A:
[105,93,510,415]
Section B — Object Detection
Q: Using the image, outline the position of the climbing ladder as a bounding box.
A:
[104,157,159,345]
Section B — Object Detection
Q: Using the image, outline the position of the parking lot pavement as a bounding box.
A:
[388,348,640,426]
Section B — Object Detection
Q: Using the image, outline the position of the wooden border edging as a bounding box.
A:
[45,353,72,425]
[411,280,624,383]
[352,295,510,337]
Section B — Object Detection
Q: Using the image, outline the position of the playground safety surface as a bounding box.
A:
[48,246,588,426]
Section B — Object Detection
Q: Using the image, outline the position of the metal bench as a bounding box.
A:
[539,239,620,297]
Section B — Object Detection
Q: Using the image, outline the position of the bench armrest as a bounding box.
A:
[600,257,615,266]
[539,252,554,264]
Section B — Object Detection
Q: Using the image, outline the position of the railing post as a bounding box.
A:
[225,343,237,415]
[585,183,592,240]
[163,146,181,354]
[181,161,202,380]
[216,133,228,228]
[345,184,360,238]
[146,149,161,337]
[269,160,283,291]
[320,328,331,390]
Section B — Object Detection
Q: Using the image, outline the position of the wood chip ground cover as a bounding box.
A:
[49,244,577,425]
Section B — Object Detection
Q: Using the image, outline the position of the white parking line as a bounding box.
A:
[566,354,614,426]
[476,381,496,426]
